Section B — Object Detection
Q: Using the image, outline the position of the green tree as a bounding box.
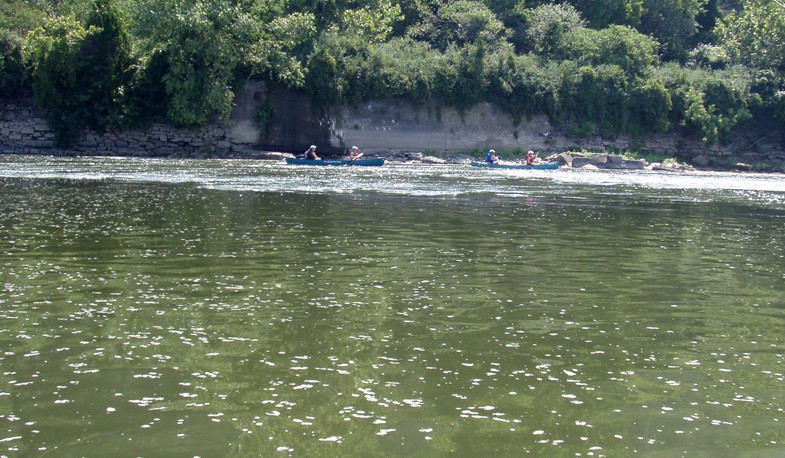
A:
[24,0,132,145]
[340,0,402,44]
[366,37,441,102]
[433,42,487,110]
[627,77,672,134]
[130,0,255,127]
[0,0,46,34]
[557,24,659,77]
[640,0,707,62]
[569,0,643,28]
[715,0,785,71]
[247,12,316,88]
[80,0,133,128]
[524,3,585,58]
[657,63,754,144]
[25,16,94,145]
[562,64,630,137]
[747,69,785,131]
[407,0,507,51]
[486,49,560,122]
[1,30,26,97]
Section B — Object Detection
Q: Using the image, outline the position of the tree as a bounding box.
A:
[80,0,133,128]
[640,0,707,62]
[0,0,46,35]
[247,12,316,88]
[1,30,26,97]
[339,0,402,44]
[715,0,785,71]
[524,3,585,58]
[24,0,132,145]
[657,63,754,144]
[557,25,659,77]
[407,0,507,51]
[569,0,643,28]
[130,0,255,127]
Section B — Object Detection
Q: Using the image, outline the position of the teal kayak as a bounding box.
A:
[470,161,560,170]
[285,157,385,166]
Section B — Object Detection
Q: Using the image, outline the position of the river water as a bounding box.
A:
[1,155,784,457]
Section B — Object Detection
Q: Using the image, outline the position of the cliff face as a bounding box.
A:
[3,80,784,169]
[235,81,785,169]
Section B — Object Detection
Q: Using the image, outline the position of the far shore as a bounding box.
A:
[4,149,784,174]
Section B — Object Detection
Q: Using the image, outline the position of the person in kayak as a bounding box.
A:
[526,150,537,165]
[349,146,364,160]
[486,149,499,164]
[305,145,320,160]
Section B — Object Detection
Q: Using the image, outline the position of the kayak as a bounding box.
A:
[285,157,385,166]
[470,161,560,170]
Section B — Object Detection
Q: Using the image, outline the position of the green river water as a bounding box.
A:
[1,155,784,457]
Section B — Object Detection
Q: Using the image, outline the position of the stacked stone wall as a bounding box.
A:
[1,99,249,158]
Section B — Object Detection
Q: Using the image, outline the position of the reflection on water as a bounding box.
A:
[1,155,784,456]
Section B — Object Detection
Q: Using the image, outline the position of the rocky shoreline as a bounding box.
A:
[246,150,708,173]
[1,146,761,173]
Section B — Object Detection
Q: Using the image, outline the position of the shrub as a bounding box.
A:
[557,25,659,77]
[525,3,585,58]
[561,64,629,137]
[0,30,26,97]
[657,63,754,144]
[627,77,671,134]
[486,50,560,122]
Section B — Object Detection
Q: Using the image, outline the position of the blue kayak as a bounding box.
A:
[285,157,385,166]
[471,161,560,170]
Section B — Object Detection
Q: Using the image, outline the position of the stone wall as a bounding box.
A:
[3,81,784,169]
[1,100,247,158]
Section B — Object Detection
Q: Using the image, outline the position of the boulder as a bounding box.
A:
[621,159,646,170]
[421,155,447,164]
[556,153,573,167]
[606,155,624,168]
[692,155,711,167]
[571,157,595,168]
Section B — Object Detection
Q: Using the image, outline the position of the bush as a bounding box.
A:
[486,50,560,122]
[433,43,487,111]
[746,69,785,131]
[657,63,754,144]
[561,64,629,137]
[627,77,671,134]
[0,30,26,97]
[24,0,133,145]
[557,25,659,77]
[25,16,95,145]
[367,38,440,103]
[406,0,508,51]
[525,3,585,58]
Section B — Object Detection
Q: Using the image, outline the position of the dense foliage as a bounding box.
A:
[2,0,784,148]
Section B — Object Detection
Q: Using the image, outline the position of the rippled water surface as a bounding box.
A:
[1,155,784,456]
